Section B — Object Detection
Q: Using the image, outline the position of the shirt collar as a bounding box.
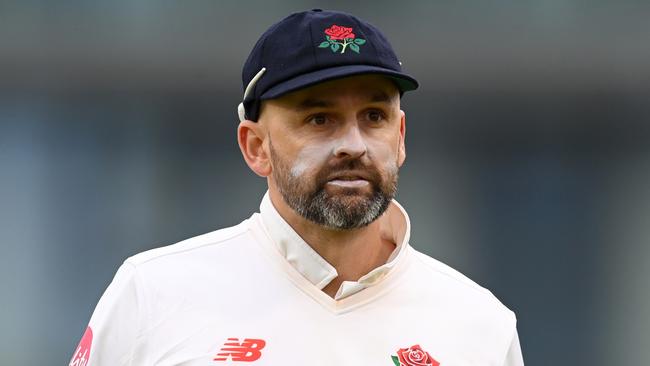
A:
[258,191,411,300]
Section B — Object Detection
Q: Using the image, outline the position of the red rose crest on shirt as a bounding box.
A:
[317,24,366,54]
[391,344,440,366]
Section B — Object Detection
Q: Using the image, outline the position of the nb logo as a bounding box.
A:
[214,338,266,362]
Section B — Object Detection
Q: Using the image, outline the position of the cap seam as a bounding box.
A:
[309,20,320,70]
[350,16,380,62]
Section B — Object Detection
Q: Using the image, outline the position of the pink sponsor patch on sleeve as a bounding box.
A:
[69,326,93,366]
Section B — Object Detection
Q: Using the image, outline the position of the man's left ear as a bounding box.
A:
[398,110,406,166]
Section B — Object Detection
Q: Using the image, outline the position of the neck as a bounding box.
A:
[268,188,396,297]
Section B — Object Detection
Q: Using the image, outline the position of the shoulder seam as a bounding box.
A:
[411,249,494,297]
[127,222,251,266]
[411,250,517,316]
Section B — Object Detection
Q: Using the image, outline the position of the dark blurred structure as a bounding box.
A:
[1,2,649,365]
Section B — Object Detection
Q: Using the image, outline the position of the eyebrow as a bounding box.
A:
[294,98,335,111]
[369,90,393,103]
[293,91,395,112]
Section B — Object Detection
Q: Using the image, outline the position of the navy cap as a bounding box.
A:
[238,9,419,122]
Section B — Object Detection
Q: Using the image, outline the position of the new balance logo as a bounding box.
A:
[214,338,266,362]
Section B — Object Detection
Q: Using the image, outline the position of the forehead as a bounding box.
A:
[263,74,401,111]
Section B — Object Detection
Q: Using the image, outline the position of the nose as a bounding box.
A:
[333,123,367,159]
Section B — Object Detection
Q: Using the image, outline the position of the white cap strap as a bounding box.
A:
[237,67,266,122]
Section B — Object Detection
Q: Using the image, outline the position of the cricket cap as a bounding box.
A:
[238,9,419,121]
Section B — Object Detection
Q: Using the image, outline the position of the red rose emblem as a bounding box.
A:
[318,24,366,54]
[324,24,355,40]
[395,344,440,366]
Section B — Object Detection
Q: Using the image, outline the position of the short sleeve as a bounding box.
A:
[502,329,524,366]
[69,262,143,366]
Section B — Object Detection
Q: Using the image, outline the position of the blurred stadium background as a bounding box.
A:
[1,1,649,365]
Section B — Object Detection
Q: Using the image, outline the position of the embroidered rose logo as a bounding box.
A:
[391,344,440,366]
[318,24,366,54]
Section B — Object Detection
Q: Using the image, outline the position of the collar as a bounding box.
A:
[258,191,411,300]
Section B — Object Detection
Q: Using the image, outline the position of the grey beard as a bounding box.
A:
[269,136,397,230]
[280,183,393,230]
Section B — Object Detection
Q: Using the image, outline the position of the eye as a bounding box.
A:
[307,114,329,126]
[366,109,386,123]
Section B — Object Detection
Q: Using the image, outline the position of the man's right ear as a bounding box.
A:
[237,120,272,177]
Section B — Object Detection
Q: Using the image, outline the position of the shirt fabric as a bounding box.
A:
[70,192,524,366]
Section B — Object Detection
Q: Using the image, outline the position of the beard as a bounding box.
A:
[269,139,398,230]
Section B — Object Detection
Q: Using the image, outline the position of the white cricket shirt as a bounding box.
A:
[70,192,524,366]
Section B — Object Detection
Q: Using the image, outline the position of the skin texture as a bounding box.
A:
[237,74,407,298]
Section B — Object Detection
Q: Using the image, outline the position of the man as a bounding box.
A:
[70,9,523,366]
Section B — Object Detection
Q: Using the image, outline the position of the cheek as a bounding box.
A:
[366,138,400,171]
[289,142,336,178]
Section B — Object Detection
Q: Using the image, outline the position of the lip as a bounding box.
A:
[327,170,371,182]
[327,179,369,188]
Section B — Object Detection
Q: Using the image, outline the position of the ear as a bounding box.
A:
[397,110,406,167]
[238,120,272,177]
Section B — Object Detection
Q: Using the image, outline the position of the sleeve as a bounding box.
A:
[68,262,144,366]
[502,329,524,366]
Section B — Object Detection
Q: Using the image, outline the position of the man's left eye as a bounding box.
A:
[366,110,385,122]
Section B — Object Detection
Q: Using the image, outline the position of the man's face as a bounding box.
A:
[259,74,406,230]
